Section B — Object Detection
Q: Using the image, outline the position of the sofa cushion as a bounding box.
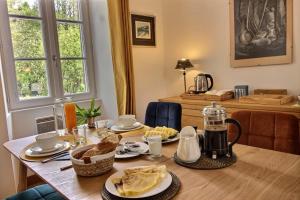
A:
[6,184,65,200]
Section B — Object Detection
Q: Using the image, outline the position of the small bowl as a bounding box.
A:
[70,144,115,177]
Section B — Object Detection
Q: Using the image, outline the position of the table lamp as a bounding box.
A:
[175,58,194,93]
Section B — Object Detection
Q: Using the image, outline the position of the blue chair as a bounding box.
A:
[6,184,65,200]
[145,102,182,131]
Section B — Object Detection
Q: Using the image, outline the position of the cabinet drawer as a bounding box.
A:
[182,104,206,110]
[182,115,204,129]
[182,109,202,117]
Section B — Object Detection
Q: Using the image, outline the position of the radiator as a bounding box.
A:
[35,115,63,134]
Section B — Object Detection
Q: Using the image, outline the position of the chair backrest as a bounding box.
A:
[144,102,182,131]
[228,110,300,155]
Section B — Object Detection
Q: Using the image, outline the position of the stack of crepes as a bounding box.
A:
[144,126,177,140]
[111,165,167,196]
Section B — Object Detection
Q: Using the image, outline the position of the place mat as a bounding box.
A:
[20,135,84,162]
[101,172,181,200]
[174,152,237,169]
[92,126,149,138]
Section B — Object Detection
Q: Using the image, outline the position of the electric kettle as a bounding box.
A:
[201,102,241,159]
[194,73,214,93]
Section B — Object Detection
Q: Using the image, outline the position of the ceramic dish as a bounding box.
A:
[30,142,63,154]
[143,133,180,144]
[25,141,70,157]
[105,168,172,198]
[110,122,143,132]
[115,142,149,159]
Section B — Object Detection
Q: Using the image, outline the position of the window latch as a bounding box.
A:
[52,55,58,61]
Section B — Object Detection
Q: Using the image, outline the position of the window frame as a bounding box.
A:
[0,0,95,111]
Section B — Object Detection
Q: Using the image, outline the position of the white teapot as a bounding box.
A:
[177,126,201,163]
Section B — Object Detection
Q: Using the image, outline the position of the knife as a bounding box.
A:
[41,151,69,163]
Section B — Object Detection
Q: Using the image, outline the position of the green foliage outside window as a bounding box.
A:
[7,0,87,99]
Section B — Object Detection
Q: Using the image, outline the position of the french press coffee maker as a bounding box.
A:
[201,102,242,159]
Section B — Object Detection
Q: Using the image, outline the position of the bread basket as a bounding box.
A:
[70,144,115,177]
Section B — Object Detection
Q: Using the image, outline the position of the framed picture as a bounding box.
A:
[230,0,293,67]
[131,14,156,46]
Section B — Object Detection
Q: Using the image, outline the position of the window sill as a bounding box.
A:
[9,98,101,114]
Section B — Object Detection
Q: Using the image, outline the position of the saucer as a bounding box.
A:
[30,142,63,154]
[115,142,149,159]
[25,141,70,158]
[110,122,143,132]
[115,122,141,129]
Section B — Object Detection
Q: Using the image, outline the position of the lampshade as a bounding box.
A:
[175,58,194,70]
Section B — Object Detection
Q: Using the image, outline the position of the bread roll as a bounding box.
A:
[79,134,122,163]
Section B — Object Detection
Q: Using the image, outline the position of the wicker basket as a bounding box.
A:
[70,144,115,177]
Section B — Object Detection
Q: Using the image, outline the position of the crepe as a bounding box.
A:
[144,126,177,140]
[124,165,166,178]
[112,165,167,197]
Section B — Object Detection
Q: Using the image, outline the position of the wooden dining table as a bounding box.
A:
[3,127,300,200]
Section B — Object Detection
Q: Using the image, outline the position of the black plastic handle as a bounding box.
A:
[205,74,214,91]
[225,118,242,155]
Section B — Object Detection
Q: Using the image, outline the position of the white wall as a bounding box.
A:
[89,0,118,120]
[130,0,167,122]
[129,0,300,121]
[0,65,16,198]
[8,100,102,139]
[162,0,300,96]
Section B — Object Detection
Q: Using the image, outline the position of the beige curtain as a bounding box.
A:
[107,0,136,115]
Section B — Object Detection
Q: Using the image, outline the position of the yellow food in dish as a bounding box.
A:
[144,126,177,140]
[124,165,167,178]
[111,165,167,197]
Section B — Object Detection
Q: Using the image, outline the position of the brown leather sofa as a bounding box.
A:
[228,111,300,155]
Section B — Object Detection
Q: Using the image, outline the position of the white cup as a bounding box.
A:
[35,132,58,150]
[148,135,162,157]
[117,115,136,128]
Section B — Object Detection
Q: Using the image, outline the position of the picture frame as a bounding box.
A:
[230,0,293,67]
[131,14,156,46]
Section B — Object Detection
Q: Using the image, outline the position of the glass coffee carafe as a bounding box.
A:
[202,102,241,159]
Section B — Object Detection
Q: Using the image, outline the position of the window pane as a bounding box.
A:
[57,22,83,57]
[15,60,49,99]
[54,0,81,21]
[7,0,40,17]
[61,59,87,95]
[10,18,45,58]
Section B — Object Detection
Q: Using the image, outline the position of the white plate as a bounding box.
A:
[105,169,172,198]
[143,133,180,144]
[30,142,63,154]
[110,122,143,132]
[25,141,70,157]
[115,142,149,159]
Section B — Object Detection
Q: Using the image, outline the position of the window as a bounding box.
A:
[0,0,95,110]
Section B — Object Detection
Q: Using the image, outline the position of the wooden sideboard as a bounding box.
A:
[159,96,300,130]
